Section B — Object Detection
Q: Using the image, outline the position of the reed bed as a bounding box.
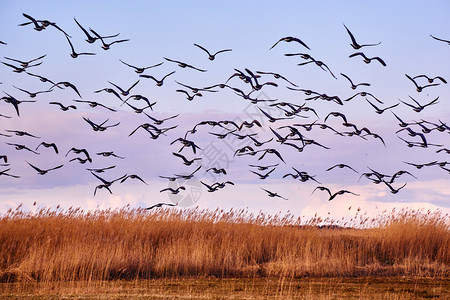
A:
[0,205,448,283]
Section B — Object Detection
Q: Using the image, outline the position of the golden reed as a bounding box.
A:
[0,205,448,282]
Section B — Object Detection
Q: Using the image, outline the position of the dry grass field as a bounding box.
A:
[0,205,448,298]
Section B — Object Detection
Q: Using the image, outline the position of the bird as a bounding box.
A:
[119,59,163,73]
[6,142,39,154]
[238,120,262,130]
[405,74,439,92]
[160,186,186,194]
[122,94,156,109]
[108,80,140,96]
[391,111,412,128]
[64,35,96,58]
[0,168,20,178]
[193,43,232,60]
[206,167,227,175]
[261,188,288,200]
[49,102,77,111]
[201,181,220,192]
[66,148,92,162]
[94,87,123,102]
[343,24,381,49]
[249,135,273,147]
[344,91,383,104]
[326,164,358,173]
[340,73,370,89]
[270,36,310,50]
[143,112,179,125]
[176,89,202,101]
[86,165,116,173]
[234,145,256,157]
[403,161,437,169]
[365,99,399,114]
[174,165,202,180]
[400,96,439,113]
[296,57,337,79]
[163,57,206,72]
[175,81,218,94]
[256,71,298,87]
[146,202,177,210]
[313,186,359,201]
[4,54,46,68]
[83,117,120,132]
[1,61,40,73]
[73,99,116,112]
[172,152,202,166]
[25,72,58,86]
[5,129,40,138]
[19,15,71,36]
[51,81,82,98]
[26,161,63,175]
[171,137,202,154]
[258,107,293,123]
[249,164,279,171]
[93,184,112,195]
[128,123,171,139]
[74,18,120,44]
[412,75,447,84]
[211,181,234,189]
[430,35,450,45]
[324,112,348,124]
[120,174,147,185]
[13,86,52,98]
[389,170,417,183]
[251,168,276,180]
[21,13,45,31]
[96,151,124,159]
[140,71,176,86]
[257,148,286,163]
[349,52,386,66]
[383,181,407,194]
[89,28,129,50]
[0,96,32,117]
[91,172,127,195]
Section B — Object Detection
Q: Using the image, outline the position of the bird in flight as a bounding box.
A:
[349,52,386,66]
[164,57,206,72]
[405,74,439,92]
[270,36,310,50]
[140,71,176,86]
[74,18,120,44]
[261,188,288,200]
[26,161,63,175]
[343,24,381,49]
[64,35,96,58]
[430,34,450,45]
[160,186,186,194]
[340,73,370,90]
[119,59,163,73]
[313,186,360,201]
[146,202,177,210]
[194,43,232,60]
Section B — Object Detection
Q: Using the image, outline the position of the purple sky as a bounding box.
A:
[0,1,449,220]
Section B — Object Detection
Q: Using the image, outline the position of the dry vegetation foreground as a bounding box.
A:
[0,205,448,298]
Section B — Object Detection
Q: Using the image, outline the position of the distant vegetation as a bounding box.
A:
[0,205,448,282]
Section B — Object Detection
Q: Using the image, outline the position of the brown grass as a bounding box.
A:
[0,205,448,283]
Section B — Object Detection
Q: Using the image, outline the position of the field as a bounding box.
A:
[0,205,448,298]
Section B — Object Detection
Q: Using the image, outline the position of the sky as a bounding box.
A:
[0,1,449,221]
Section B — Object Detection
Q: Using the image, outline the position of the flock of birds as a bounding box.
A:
[0,13,449,210]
